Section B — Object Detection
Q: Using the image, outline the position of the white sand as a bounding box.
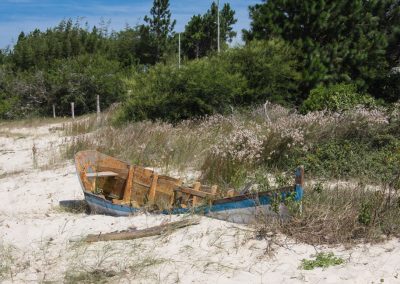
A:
[1,122,399,283]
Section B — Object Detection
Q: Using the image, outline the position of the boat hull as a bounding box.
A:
[84,192,139,216]
[76,150,304,224]
[84,185,303,223]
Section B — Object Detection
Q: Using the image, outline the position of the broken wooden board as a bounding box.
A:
[82,219,200,243]
[85,171,119,178]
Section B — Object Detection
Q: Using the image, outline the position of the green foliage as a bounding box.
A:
[10,19,112,71]
[116,57,246,122]
[313,182,324,194]
[245,0,399,99]
[298,139,400,183]
[301,83,376,113]
[0,54,124,118]
[358,202,373,226]
[300,253,344,270]
[1,0,400,122]
[0,50,6,65]
[225,39,300,105]
[46,54,125,115]
[111,27,144,67]
[373,69,400,103]
[144,0,176,63]
[116,39,299,123]
[0,67,17,119]
[0,68,48,118]
[182,2,237,59]
[0,92,16,119]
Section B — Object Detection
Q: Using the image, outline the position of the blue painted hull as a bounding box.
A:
[84,192,140,216]
[84,185,304,223]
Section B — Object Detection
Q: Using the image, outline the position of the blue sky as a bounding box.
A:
[0,0,261,49]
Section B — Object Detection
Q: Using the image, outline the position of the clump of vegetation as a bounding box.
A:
[1,0,399,121]
[301,83,376,113]
[224,39,300,105]
[244,0,399,100]
[65,102,400,186]
[63,101,400,244]
[282,183,400,244]
[64,269,117,284]
[300,252,344,270]
[116,57,247,122]
[57,200,90,214]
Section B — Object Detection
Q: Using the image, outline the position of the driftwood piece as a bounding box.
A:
[83,219,199,243]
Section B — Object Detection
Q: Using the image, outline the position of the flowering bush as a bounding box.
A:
[211,124,265,164]
[66,101,399,188]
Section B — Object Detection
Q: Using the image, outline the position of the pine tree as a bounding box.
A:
[144,0,176,63]
[244,0,399,98]
[182,2,237,59]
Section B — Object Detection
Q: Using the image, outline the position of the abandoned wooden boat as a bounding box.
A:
[74,150,304,223]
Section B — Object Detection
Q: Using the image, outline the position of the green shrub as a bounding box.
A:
[292,139,400,183]
[116,57,246,122]
[47,54,125,116]
[0,92,17,119]
[358,202,373,226]
[225,39,300,105]
[0,54,125,119]
[301,83,376,113]
[300,253,344,270]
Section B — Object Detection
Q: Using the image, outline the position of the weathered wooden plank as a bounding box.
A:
[177,186,216,199]
[123,166,135,202]
[85,171,119,178]
[192,182,201,206]
[210,185,218,206]
[130,184,149,206]
[227,189,237,197]
[154,177,182,209]
[83,219,200,242]
[112,199,127,205]
[133,167,154,185]
[133,180,151,188]
[97,166,129,179]
[148,173,159,203]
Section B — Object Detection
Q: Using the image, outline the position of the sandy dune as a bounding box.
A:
[0,122,399,283]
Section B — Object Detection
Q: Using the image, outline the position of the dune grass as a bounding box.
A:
[61,103,400,244]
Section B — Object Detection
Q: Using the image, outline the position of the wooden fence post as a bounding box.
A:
[52,104,56,118]
[96,95,100,116]
[71,102,75,119]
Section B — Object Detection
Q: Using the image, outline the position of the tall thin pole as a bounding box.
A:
[217,0,220,53]
[52,104,56,118]
[96,95,101,115]
[178,33,181,68]
[71,102,75,119]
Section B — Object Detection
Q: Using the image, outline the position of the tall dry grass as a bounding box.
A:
[63,102,399,186]
[62,103,400,243]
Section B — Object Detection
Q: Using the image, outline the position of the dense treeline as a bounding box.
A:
[0,0,399,120]
[244,0,400,101]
